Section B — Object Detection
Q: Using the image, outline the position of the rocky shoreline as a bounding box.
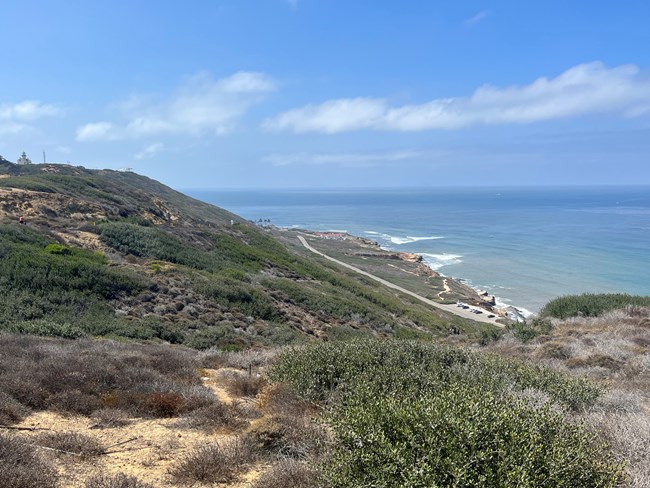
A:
[293,229,533,322]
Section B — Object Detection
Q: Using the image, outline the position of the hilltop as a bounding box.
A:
[0,159,495,349]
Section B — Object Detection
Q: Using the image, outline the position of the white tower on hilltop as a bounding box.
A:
[17,152,32,165]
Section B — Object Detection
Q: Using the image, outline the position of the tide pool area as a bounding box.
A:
[189,186,650,314]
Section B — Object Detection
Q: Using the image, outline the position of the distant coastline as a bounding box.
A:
[189,186,650,314]
[276,225,531,322]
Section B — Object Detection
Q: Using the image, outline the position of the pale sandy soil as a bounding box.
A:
[15,368,269,488]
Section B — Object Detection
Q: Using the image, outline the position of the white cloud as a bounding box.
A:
[77,71,276,141]
[76,122,120,141]
[263,62,650,133]
[262,98,387,134]
[134,142,165,160]
[464,10,490,26]
[263,150,421,167]
[0,100,60,121]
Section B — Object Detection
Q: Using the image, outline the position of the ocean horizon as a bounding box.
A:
[188,186,650,315]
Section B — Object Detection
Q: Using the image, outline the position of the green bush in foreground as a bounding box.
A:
[540,293,650,319]
[271,340,623,487]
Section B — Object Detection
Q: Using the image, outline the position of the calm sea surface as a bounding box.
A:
[188,187,650,314]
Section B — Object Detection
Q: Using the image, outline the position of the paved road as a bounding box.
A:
[298,235,503,326]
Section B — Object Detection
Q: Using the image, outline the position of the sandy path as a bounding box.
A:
[15,369,266,487]
[298,235,503,326]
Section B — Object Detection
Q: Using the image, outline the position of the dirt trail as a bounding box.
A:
[437,278,452,299]
[298,235,503,326]
[14,369,265,487]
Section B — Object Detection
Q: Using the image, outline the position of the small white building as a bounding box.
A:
[17,152,32,165]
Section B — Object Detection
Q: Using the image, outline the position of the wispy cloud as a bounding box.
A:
[0,122,30,136]
[263,62,650,133]
[76,122,120,141]
[0,100,61,121]
[262,150,421,167]
[77,71,276,141]
[464,10,490,26]
[134,142,165,160]
[0,100,61,136]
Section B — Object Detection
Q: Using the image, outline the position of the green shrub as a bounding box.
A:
[508,317,553,342]
[324,386,622,487]
[271,340,622,487]
[44,243,72,255]
[541,293,650,319]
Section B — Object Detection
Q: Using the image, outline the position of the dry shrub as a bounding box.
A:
[200,348,279,370]
[0,334,212,420]
[100,390,146,412]
[586,411,650,488]
[536,341,573,360]
[0,433,58,488]
[566,354,624,371]
[142,392,187,417]
[220,371,266,397]
[630,335,650,348]
[84,473,153,488]
[593,389,642,414]
[46,389,102,416]
[0,375,48,409]
[177,400,247,431]
[99,389,211,418]
[36,431,105,458]
[90,408,131,428]
[252,459,317,488]
[0,391,31,425]
[244,415,328,460]
[257,383,315,417]
[168,437,258,484]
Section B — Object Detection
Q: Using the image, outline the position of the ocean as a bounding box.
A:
[188,187,650,315]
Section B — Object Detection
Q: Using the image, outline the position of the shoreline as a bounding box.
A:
[275,225,532,322]
[354,231,535,321]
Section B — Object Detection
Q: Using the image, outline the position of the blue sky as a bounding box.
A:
[1,0,650,189]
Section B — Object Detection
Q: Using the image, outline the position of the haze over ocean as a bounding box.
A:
[190,186,650,314]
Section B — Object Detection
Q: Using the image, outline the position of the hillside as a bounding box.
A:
[2,159,649,487]
[0,160,494,349]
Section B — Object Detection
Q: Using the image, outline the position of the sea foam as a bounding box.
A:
[421,253,463,270]
[387,235,445,245]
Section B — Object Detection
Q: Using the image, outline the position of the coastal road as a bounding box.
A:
[298,235,503,327]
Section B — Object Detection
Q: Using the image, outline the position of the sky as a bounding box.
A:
[1,0,650,189]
